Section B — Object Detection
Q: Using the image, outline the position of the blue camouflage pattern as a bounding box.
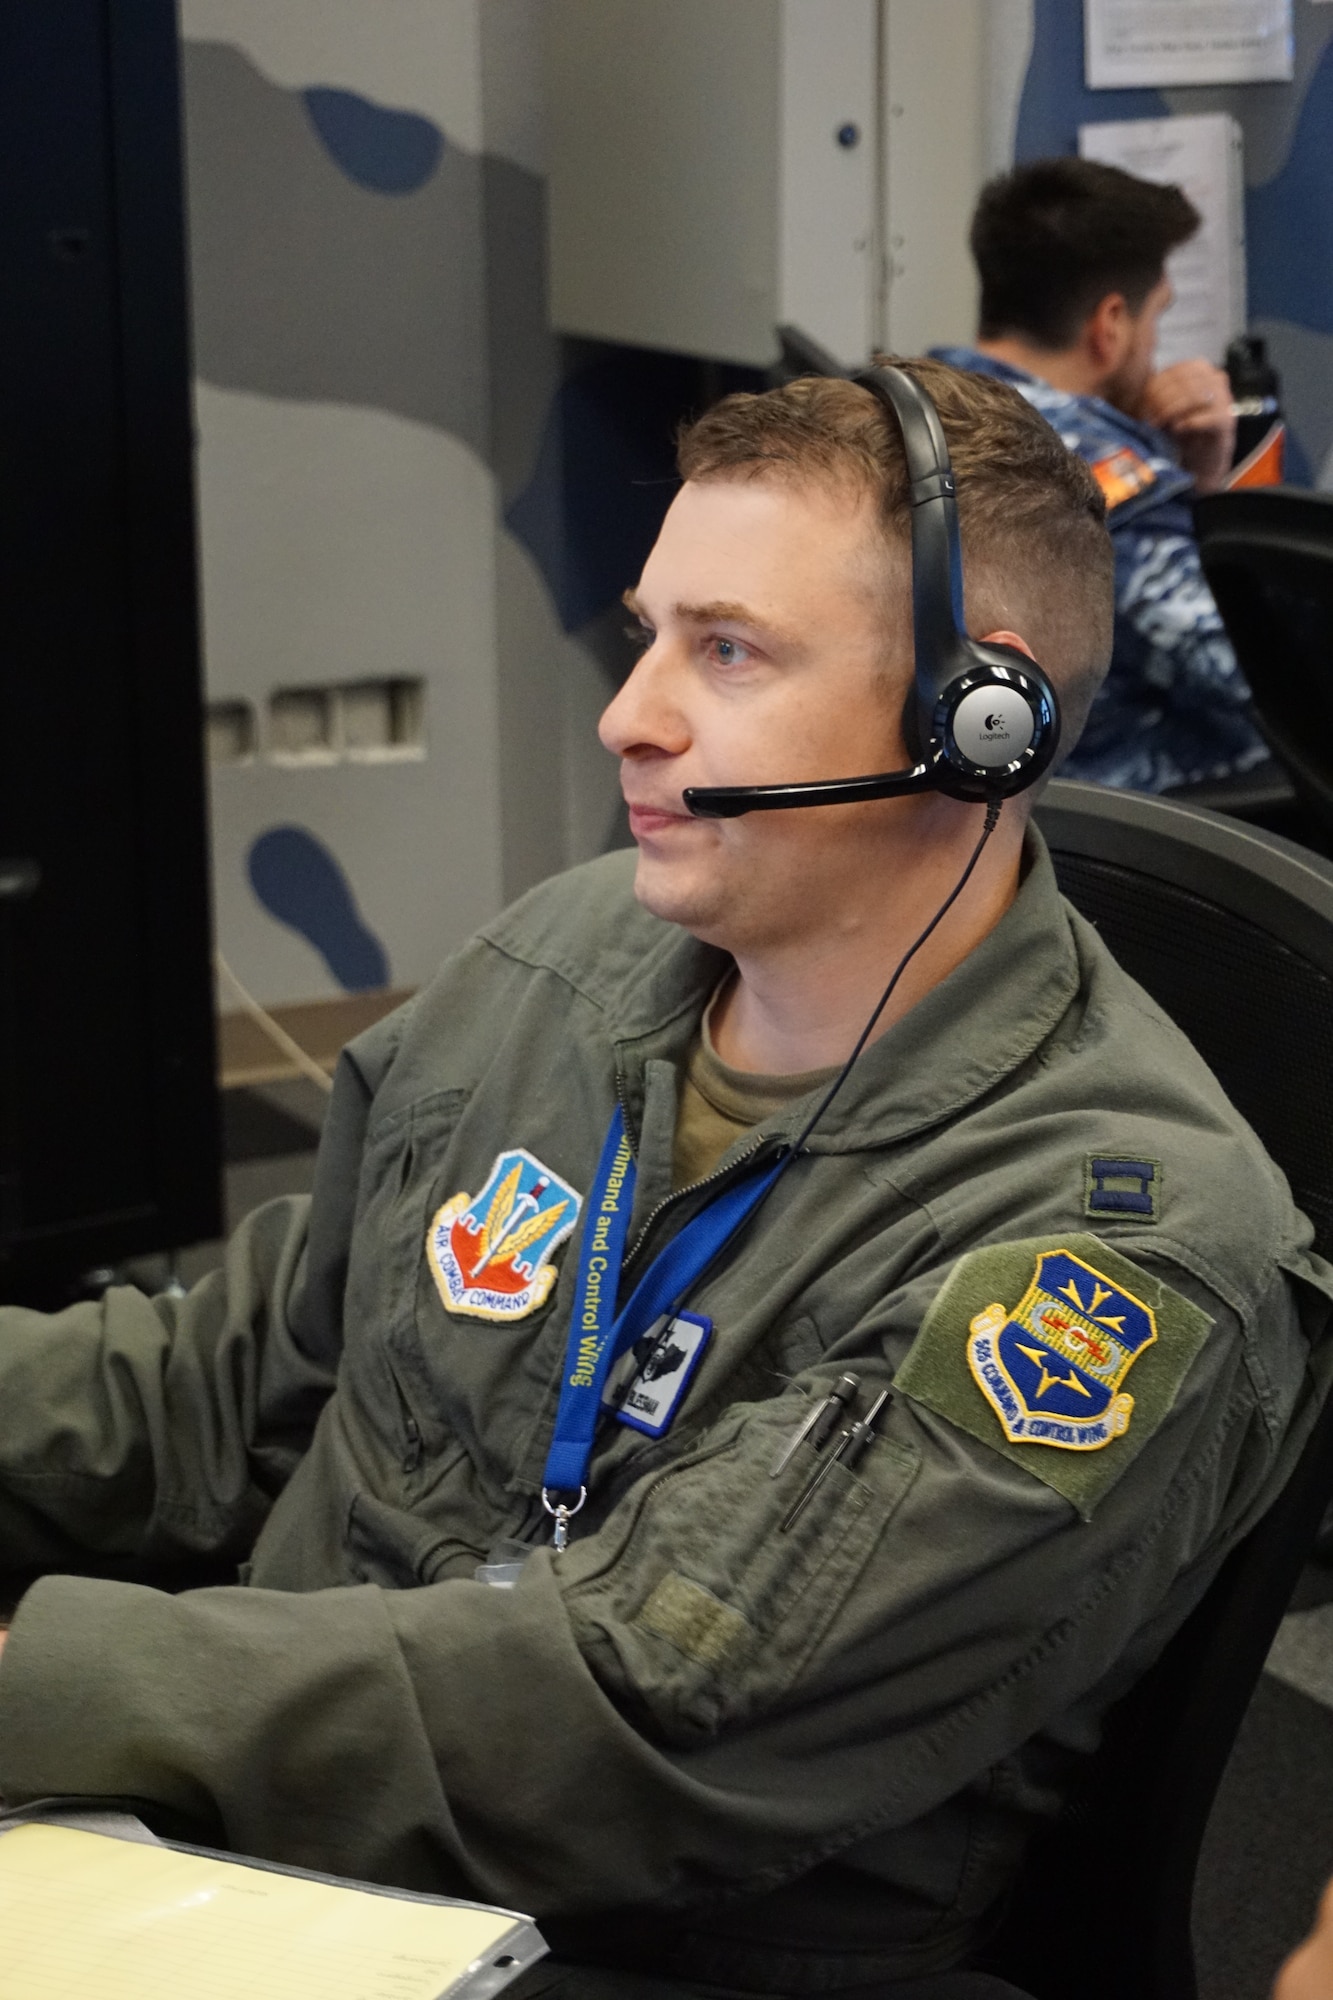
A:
[932,346,1269,793]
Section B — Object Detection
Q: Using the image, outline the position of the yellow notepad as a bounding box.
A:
[0,1822,539,2000]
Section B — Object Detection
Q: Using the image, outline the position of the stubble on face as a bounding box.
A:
[603,476,916,957]
[1102,275,1171,415]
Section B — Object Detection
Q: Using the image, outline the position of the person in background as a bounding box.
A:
[934,156,1270,795]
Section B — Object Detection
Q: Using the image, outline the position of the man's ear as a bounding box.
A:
[980,629,1036,660]
[1084,292,1133,374]
[979,630,1049,817]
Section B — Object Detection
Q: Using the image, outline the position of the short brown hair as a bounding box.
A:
[676,355,1115,759]
[973,158,1199,349]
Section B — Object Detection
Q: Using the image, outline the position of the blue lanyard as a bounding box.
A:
[541,1105,787,1528]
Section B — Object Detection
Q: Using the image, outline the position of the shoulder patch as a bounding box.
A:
[1085,1154,1161,1222]
[1089,444,1158,511]
[894,1233,1212,1517]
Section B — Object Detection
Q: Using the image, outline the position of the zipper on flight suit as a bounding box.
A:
[384,1357,424,1473]
[513,1077,792,1554]
[612,1067,784,1289]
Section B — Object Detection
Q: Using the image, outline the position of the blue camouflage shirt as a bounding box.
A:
[931,346,1268,793]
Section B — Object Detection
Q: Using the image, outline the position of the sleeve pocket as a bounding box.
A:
[561,1399,920,1741]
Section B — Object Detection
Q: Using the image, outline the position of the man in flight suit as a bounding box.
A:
[0,359,1327,1999]
[934,155,1269,794]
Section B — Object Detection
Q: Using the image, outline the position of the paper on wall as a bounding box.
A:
[1084,0,1293,88]
[1078,113,1247,369]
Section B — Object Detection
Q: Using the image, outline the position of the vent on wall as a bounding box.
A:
[206,679,426,766]
[206,701,257,764]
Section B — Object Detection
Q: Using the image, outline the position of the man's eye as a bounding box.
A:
[624,623,653,651]
[713,636,747,665]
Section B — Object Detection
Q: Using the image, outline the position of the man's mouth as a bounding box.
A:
[626,801,697,835]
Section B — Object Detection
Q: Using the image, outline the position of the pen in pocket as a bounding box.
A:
[769,1373,861,1479]
[780,1388,890,1533]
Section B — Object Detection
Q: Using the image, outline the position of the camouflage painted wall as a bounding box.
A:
[198,0,1330,1013]
[181,0,625,1007]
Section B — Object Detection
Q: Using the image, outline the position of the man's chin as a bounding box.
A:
[630,850,730,942]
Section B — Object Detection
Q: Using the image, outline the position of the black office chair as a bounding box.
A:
[1195,488,1333,844]
[1162,761,1298,827]
[981,779,1333,2000]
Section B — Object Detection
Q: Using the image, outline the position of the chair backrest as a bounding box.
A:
[1195,488,1333,836]
[984,780,1333,2000]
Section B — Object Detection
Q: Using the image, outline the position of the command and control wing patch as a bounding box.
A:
[967,1247,1154,1451]
[427,1148,581,1322]
[895,1232,1213,1516]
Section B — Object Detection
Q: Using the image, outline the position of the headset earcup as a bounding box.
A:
[937,645,1061,799]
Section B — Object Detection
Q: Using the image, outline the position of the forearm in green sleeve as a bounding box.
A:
[0,1192,328,1572]
[0,1029,392,1577]
[0,1563,811,1913]
[0,1332,1278,1921]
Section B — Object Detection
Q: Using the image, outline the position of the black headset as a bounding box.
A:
[682,364,1061,819]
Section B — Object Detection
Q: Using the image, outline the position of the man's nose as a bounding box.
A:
[598,641,690,759]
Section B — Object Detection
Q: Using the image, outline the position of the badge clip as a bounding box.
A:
[541,1484,587,1553]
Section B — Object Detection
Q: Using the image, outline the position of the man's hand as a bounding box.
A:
[1276,1877,1333,1997]
[1135,359,1237,495]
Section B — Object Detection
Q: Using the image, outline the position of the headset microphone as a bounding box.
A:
[682,363,1060,819]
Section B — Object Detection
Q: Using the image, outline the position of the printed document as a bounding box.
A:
[0,1822,541,2000]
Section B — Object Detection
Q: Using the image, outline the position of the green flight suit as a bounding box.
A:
[0,833,1327,1994]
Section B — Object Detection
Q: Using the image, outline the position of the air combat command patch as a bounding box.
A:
[894,1232,1213,1516]
[427,1148,581,1322]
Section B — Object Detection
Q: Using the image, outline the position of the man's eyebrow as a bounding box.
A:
[671,598,756,625]
[622,588,797,647]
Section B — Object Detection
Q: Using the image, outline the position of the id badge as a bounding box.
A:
[603,1312,713,1439]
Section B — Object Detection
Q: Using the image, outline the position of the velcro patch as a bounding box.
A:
[1086,1154,1161,1222]
[634,1572,750,1667]
[1089,444,1158,511]
[894,1233,1212,1517]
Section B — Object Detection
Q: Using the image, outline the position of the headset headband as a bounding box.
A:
[855,364,969,729]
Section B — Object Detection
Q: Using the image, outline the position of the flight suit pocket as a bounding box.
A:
[347,1089,471,1370]
[346,1487,486,1589]
[563,1401,920,1742]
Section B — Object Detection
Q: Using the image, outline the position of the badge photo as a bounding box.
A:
[967,1246,1157,1452]
[427,1149,581,1322]
[603,1312,713,1439]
